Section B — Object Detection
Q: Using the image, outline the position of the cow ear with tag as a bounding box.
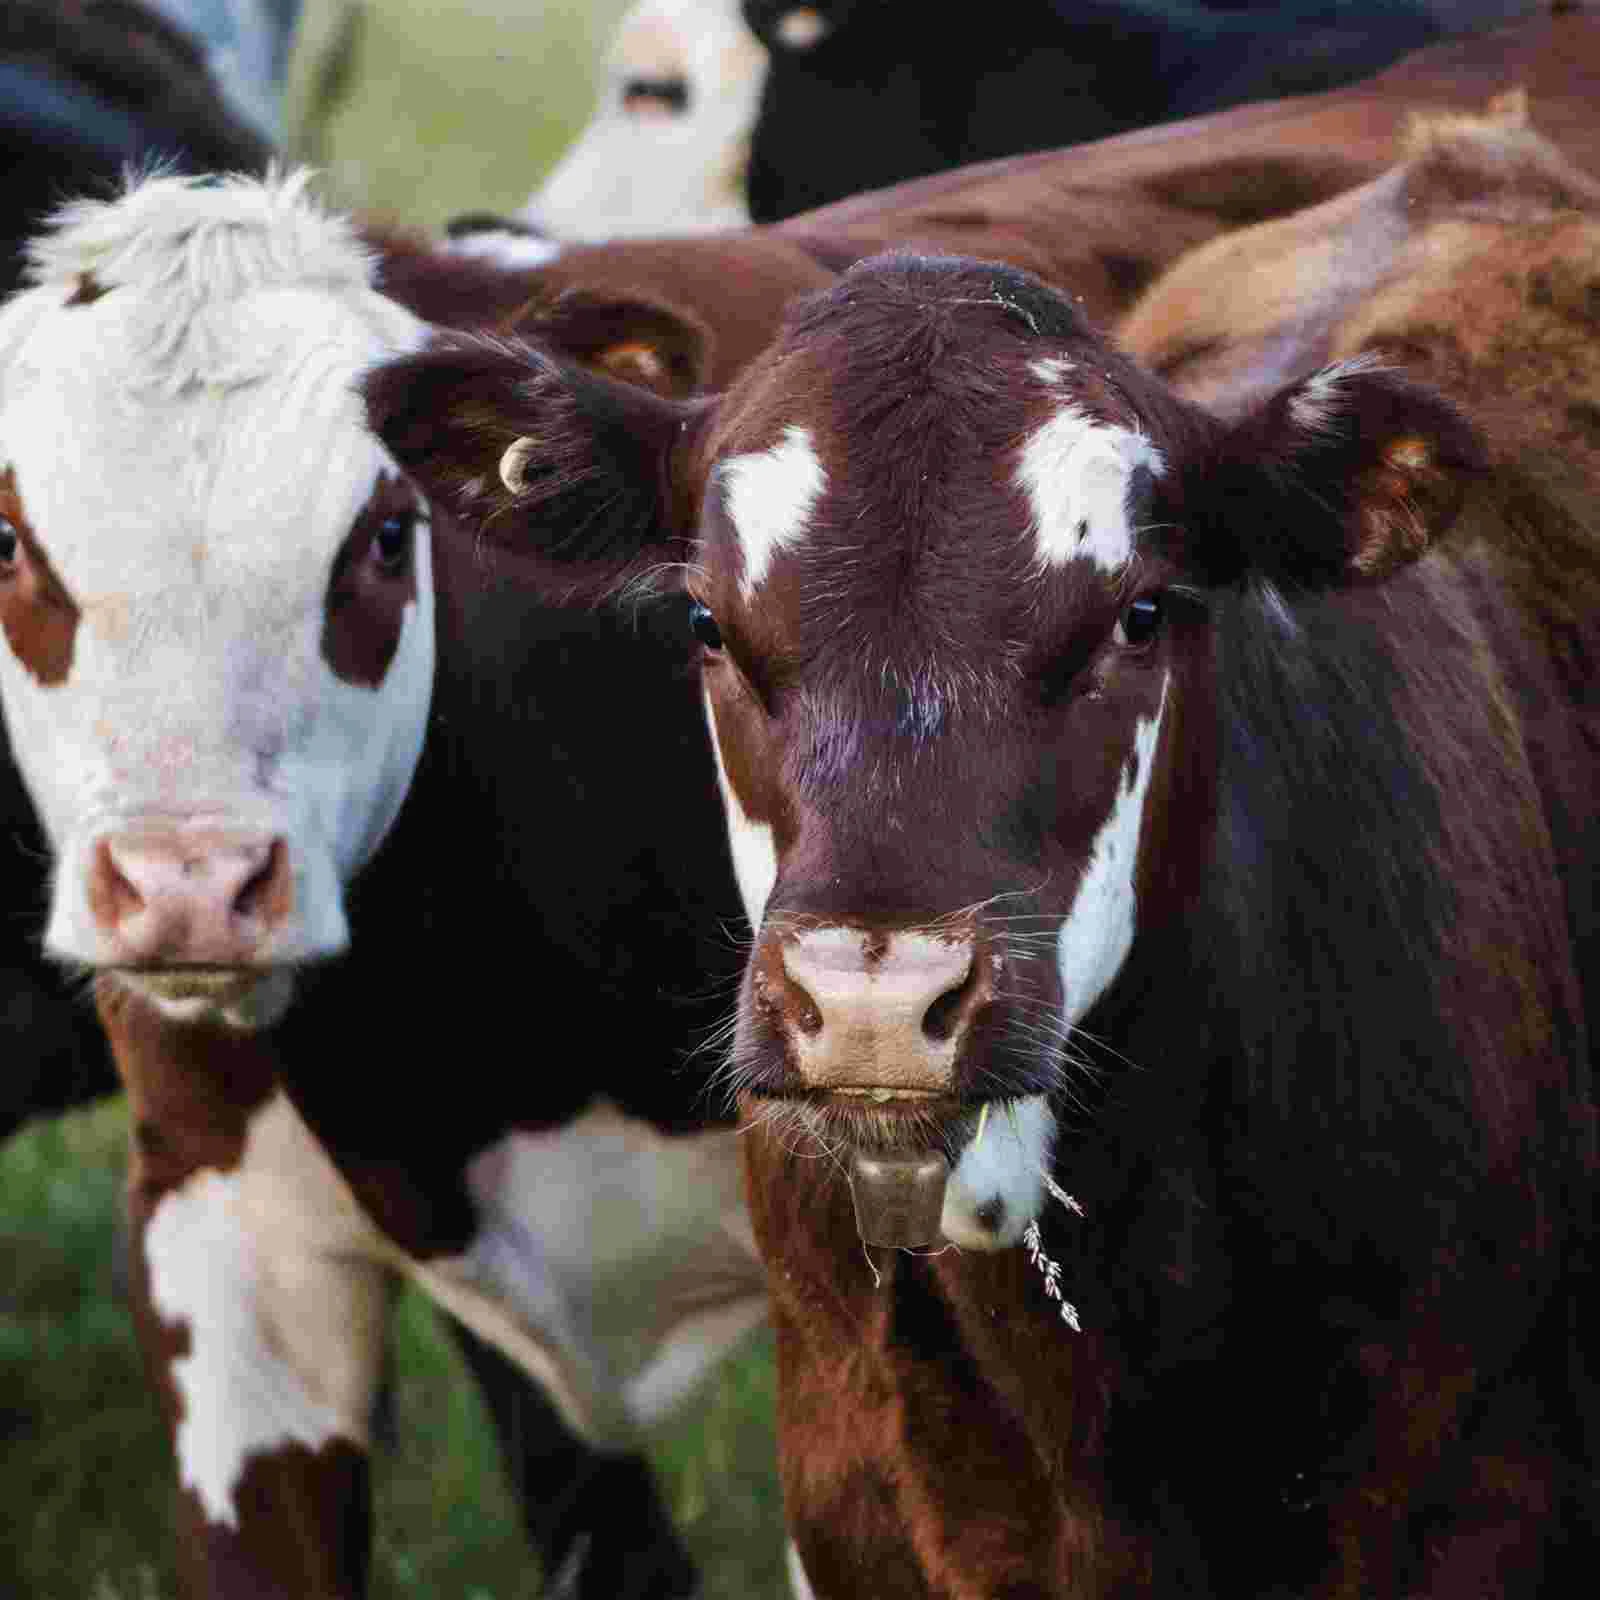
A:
[508,289,712,400]
[1197,357,1485,588]
[364,331,696,599]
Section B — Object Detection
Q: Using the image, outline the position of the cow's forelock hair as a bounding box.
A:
[24,169,399,393]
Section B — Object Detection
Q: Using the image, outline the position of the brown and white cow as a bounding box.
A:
[370,137,1600,1593]
[0,170,808,1598]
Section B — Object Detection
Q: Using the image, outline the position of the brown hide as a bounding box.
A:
[779,14,1600,325]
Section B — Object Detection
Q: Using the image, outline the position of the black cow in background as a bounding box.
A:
[0,1,282,294]
[740,0,1535,220]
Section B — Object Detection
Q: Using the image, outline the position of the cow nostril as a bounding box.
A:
[232,839,289,926]
[922,955,981,1042]
[787,976,824,1037]
[93,840,145,926]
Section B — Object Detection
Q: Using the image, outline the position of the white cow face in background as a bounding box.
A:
[0,172,432,1028]
[524,0,768,240]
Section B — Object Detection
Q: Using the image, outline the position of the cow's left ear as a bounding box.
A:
[1198,358,1485,586]
[364,332,695,593]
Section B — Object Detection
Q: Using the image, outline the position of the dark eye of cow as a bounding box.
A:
[0,516,17,571]
[688,600,724,651]
[1116,593,1165,649]
[373,512,415,577]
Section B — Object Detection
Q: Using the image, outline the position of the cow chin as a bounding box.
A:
[742,1088,1058,1254]
[114,967,297,1031]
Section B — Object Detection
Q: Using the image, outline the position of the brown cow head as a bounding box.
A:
[370,254,1480,1247]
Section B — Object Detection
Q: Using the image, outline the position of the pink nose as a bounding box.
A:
[753,924,992,1094]
[87,832,293,966]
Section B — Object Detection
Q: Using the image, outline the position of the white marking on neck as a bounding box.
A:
[786,1538,821,1600]
[142,1094,390,1529]
[941,1094,1057,1250]
[1056,676,1168,1022]
[1018,404,1163,574]
[721,425,826,599]
[703,686,778,928]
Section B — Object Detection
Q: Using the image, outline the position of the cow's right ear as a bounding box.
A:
[364,332,695,594]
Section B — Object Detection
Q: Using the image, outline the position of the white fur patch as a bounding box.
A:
[1056,678,1168,1022]
[776,7,830,49]
[722,425,827,598]
[1018,404,1164,574]
[409,1103,766,1448]
[703,687,778,930]
[941,1095,1056,1250]
[142,1094,391,1529]
[442,228,563,270]
[786,1538,820,1600]
[1285,352,1386,438]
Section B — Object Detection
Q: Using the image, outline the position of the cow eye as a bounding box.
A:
[1116,593,1164,649]
[688,600,724,650]
[373,512,415,577]
[0,515,17,570]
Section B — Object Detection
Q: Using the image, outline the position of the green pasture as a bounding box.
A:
[2,3,786,1595]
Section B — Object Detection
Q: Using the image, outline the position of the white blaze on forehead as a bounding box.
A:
[1056,677,1168,1023]
[703,686,777,929]
[941,1094,1057,1251]
[142,1094,390,1528]
[721,424,827,598]
[1018,400,1164,575]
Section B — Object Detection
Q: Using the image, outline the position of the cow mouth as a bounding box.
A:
[745,1088,1022,1251]
[123,965,262,997]
[110,965,296,1029]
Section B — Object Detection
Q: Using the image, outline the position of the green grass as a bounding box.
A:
[286,0,629,228]
[0,1099,785,1598]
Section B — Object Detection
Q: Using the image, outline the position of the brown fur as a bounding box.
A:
[781,13,1600,327]
[0,467,79,686]
[321,471,423,690]
[1118,104,1600,416]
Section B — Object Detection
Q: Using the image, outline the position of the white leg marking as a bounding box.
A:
[143,1093,391,1528]
[1056,678,1168,1022]
[721,425,826,598]
[410,1103,766,1449]
[703,686,778,930]
[1018,403,1164,574]
[941,1094,1057,1251]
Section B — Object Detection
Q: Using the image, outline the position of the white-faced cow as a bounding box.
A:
[370,128,1599,1592]
[522,0,766,240]
[0,171,802,1599]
